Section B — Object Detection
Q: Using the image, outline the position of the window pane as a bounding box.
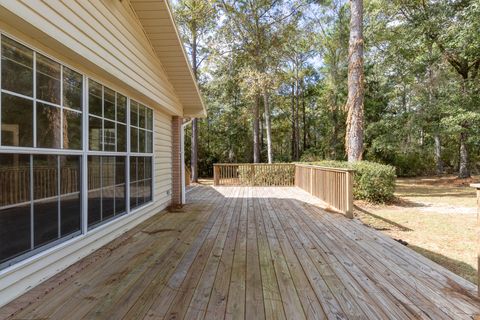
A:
[115,157,125,215]
[138,129,145,153]
[129,182,137,210]
[102,157,115,187]
[0,154,31,264]
[63,110,82,150]
[88,156,101,226]
[37,103,61,149]
[146,131,152,153]
[146,108,153,130]
[88,80,102,117]
[115,184,125,215]
[60,155,80,195]
[137,180,145,207]
[139,105,146,128]
[1,93,33,147]
[117,94,126,124]
[59,155,81,236]
[63,67,82,111]
[89,116,102,151]
[130,127,138,153]
[115,157,125,185]
[36,54,60,104]
[138,157,145,180]
[33,198,58,248]
[130,101,138,127]
[145,158,152,180]
[145,179,152,203]
[60,193,80,236]
[102,157,115,219]
[117,123,126,152]
[130,157,137,182]
[33,155,58,200]
[104,87,115,121]
[1,36,33,96]
[104,120,115,151]
[33,155,59,248]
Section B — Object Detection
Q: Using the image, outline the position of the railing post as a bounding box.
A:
[470,183,480,296]
[214,165,220,186]
[310,167,313,194]
[345,171,354,219]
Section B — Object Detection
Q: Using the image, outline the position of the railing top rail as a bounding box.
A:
[294,164,355,173]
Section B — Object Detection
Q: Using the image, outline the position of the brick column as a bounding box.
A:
[171,116,183,207]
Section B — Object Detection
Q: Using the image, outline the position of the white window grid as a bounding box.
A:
[0,32,156,269]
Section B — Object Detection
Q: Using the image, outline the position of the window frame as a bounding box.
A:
[0,31,156,270]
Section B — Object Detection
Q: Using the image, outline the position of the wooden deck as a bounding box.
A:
[1,186,480,319]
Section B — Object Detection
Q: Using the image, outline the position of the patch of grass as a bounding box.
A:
[356,175,478,284]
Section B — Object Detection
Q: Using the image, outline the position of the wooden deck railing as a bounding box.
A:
[213,163,295,186]
[295,164,354,218]
[213,163,354,218]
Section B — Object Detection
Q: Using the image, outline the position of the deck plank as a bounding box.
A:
[1,185,480,320]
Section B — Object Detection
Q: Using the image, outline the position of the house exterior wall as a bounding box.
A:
[0,0,184,116]
[0,0,185,307]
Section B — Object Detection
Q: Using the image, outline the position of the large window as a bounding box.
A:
[0,35,83,267]
[0,34,155,268]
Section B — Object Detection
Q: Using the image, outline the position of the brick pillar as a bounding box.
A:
[171,116,183,207]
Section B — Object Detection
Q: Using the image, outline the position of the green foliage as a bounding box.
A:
[174,0,480,180]
[303,160,397,203]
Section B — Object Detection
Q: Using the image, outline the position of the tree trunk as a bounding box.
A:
[459,131,470,178]
[302,81,307,153]
[263,92,273,163]
[253,94,260,163]
[294,77,300,160]
[191,118,199,182]
[190,31,199,182]
[345,0,365,162]
[291,83,296,160]
[434,134,443,176]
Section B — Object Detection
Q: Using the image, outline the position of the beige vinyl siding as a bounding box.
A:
[0,0,183,116]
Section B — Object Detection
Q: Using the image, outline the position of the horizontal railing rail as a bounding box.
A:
[213,163,295,186]
[213,163,354,218]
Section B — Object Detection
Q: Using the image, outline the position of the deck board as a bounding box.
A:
[1,186,480,320]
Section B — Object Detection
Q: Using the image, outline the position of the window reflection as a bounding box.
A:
[63,67,82,111]
[1,93,33,147]
[37,103,61,149]
[63,110,82,150]
[1,36,33,97]
[88,156,126,228]
[60,156,80,236]
[36,54,61,104]
[33,155,58,247]
[0,154,30,264]
[89,116,102,151]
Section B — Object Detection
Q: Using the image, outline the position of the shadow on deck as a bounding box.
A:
[1,186,479,319]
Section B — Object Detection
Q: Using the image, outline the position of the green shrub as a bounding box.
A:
[302,160,396,203]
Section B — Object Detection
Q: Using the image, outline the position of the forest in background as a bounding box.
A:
[172,0,480,178]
